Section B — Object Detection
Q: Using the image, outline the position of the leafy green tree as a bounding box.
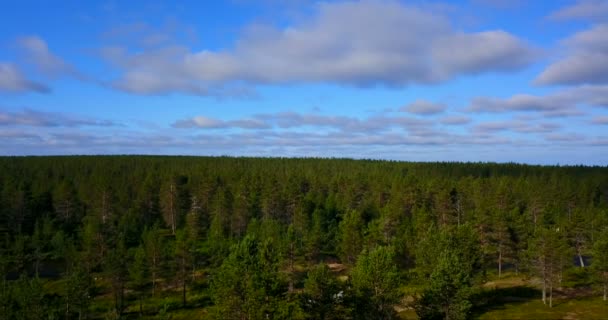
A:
[527,227,570,307]
[210,235,284,320]
[29,218,52,277]
[174,229,191,307]
[414,251,473,320]
[12,274,46,320]
[143,224,164,296]
[160,179,179,235]
[129,245,148,315]
[302,264,348,320]
[338,210,364,266]
[104,237,128,316]
[351,246,400,320]
[489,210,514,278]
[67,262,93,320]
[591,230,608,301]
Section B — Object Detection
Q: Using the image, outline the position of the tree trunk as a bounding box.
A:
[549,282,553,308]
[66,299,70,320]
[542,280,546,305]
[578,252,585,268]
[498,249,502,278]
[182,279,187,307]
[170,184,176,235]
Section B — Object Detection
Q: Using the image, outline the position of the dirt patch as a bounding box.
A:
[327,263,346,272]
[563,311,580,320]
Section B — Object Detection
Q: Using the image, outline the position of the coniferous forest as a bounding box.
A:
[1,156,607,319]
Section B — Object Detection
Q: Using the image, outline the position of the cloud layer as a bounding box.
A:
[102,0,536,95]
[536,24,608,86]
[0,63,50,93]
[17,36,79,78]
[549,0,608,22]
[0,109,119,127]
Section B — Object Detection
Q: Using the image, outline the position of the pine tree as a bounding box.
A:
[174,229,191,307]
[104,237,128,316]
[210,235,284,319]
[338,210,364,266]
[591,230,608,301]
[129,245,148,315]
[351,246,400,320]
[142,224,164,296]
[527,227,570,307]
[302,264,347,320]
[160,180,178,235]
[414,250,473,320]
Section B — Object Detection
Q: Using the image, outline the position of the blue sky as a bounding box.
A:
[1,0,607,164]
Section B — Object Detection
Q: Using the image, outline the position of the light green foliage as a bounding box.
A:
[210,235,285,319]
[338,210,364,266]
[527,227,571,307]
[591,229,608,301]
[302,264,348,320]
[414,226,482,320]
[1,157,607,318]
[351,245,400,319]
[414,251,473,320]
[67,262,93,319]
[129,245,148,314]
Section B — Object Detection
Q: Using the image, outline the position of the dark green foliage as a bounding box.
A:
[351,246,400,319]
[414,251,474,320]
[414,226,482,320]
[0,156,606,318]
[591,229,608,301]
[526,227,571,307]
[209,235,285,319]
[302,264,348,320]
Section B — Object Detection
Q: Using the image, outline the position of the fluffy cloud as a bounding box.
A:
[103,0,536,95]
[472,121,560,134]
[0,109,119,127]
[173,111,431,133]
[549,0,608,21]
[440,115,471,125]
[0,63,50,93]
[591,116,608,125]
[401,100,446,115]
[172,116,269,129]
[17,36,79,78]
[536,24,608,85]
[468,85,608,116]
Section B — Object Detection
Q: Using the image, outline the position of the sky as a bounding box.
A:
[0,0,607,165]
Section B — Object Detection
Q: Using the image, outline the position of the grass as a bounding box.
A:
[476,296,607,320]
[398,271,608,320]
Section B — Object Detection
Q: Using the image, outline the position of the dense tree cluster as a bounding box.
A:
[0,156,607,319]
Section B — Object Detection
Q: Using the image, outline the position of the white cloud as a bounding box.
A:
[536,24,608,85]
[173,111,431,133]
[0,63,50,93]
[472,120,560,134]
[102,0,536,95]
[549,0,608,22]
[591,116,608,124]
[17,36,81,79]
[401,99,446,115]
[440,115,471,125]
[467,85,608,116]
[172,116,269,129]
[0,109,119,127]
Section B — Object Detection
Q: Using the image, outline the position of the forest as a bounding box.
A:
[0,156,607,319]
